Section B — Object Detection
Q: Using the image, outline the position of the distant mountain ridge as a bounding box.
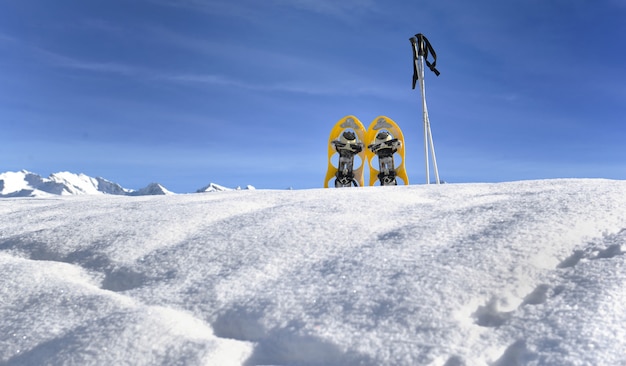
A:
[0,170,253,198]
[196,182,256,193]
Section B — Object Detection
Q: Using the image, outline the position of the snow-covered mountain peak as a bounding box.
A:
[1,170,255,197]
[197,182,232,193]
[1,171,139,197]
[0,170,50,197]
[196,183,256,193]
[47,171,128,195]
[130,183,174,196]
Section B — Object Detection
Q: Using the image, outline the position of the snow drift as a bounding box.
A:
[1,179,625,365]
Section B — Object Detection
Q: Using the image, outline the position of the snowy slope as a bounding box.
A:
[1,179,626,365]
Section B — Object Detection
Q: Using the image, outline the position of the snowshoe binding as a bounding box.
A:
[332,131,364,187]
[368,131,401,186]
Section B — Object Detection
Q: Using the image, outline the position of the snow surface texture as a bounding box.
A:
[1,179,625,365]
[0,170,253,197]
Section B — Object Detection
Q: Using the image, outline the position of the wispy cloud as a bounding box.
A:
[34,48,141,76]
[138,25,229,57]
[1,31,143,77]
[75,18,136,39]
[11,39,365,97]
[128,25,396,94]
[5,27,402,99]
[160,72,404,99]
[272,0,381,18]
[0,33,16,43]
[0,31,22,47]
[146,0,266,23]
[28,45,401,98]
[149,0,382,21]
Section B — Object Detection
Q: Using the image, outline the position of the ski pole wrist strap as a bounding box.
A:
[410,33,440,89]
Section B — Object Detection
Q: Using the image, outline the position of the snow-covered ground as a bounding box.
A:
[1,179,625,365]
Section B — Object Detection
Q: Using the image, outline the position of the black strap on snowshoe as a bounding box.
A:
[335,174,359,187]
[368,138,400,155]
[333,142,363,154]
[410,33,439,89]
[378,171,397,186]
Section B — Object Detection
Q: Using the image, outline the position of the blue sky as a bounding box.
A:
[1,0,625,192]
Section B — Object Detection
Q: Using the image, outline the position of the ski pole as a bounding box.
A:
[410,33,440,184]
